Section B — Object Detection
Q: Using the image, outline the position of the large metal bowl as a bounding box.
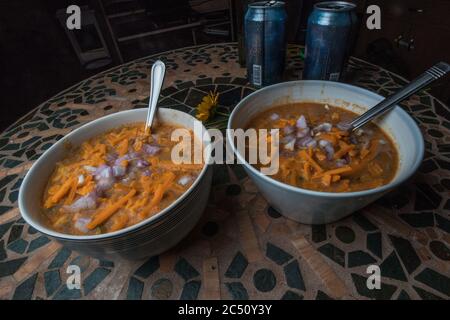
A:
[19,108,212,260]
[227,80,424,224]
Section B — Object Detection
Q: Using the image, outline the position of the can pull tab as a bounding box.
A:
[265,1,277,6]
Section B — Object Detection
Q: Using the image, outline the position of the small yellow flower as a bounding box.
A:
[196,111,209,122]
[196,91,219,121]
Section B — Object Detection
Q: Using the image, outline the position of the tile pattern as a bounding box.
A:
[0,43,449,300]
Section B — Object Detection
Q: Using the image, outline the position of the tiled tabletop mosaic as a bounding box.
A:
[0,43,449,300]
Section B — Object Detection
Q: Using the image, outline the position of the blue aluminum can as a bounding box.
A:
[245,1,287,87]
[303,1,357,81]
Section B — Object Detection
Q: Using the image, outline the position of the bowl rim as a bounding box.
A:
[227,80,425,198]
[19,108,212,240]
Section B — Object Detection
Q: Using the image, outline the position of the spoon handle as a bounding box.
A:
[145,60,166,132]
[350,61,450,131]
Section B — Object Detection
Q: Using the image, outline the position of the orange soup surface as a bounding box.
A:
[42,122,202,235]
[246,103,399,192]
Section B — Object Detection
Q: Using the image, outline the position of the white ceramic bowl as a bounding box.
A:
[227,80,424,224]
[19,108,212,260]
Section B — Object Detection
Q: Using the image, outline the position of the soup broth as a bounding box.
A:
[42,122,202,235]
[246,103,398,192]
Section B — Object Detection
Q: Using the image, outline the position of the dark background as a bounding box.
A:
[1,0,449,131]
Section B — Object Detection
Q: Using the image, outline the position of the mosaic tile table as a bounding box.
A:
[0,43,449,300]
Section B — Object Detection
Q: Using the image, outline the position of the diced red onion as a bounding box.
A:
[128,151,141,159]
[95,166,114,190]
[105,153,118,163]
[97,178,114,191]
[95,165,112,179]
[270,113,280,121]
[120,176,131,183]
[112,165,126,177]
[335,159,347,167]
[319,140,334,160]
[296,115,308,129]
[67,193,97,213]
[77,174,85,185]
[74,217,92,233]
[305,139,317,148]
[296,136,317,148]
[284,139,296,151]
[281,135,296,144]
[136,159,149,168]
[325,145,335,160]
[283,125,295,135]
[142,144,161,156]
[319,140,329,148]
[337,122,351,131]
[344,154,351,163]
[143,169,152,176]
[120,171,136,184]
[296,127,310,138]
[114,155,131,166]
[313,123,332,133]
[178,175,192,186]
[83,165,97,173]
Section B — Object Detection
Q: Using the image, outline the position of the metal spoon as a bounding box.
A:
[145,60,166,133]
[345,61,450,132]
